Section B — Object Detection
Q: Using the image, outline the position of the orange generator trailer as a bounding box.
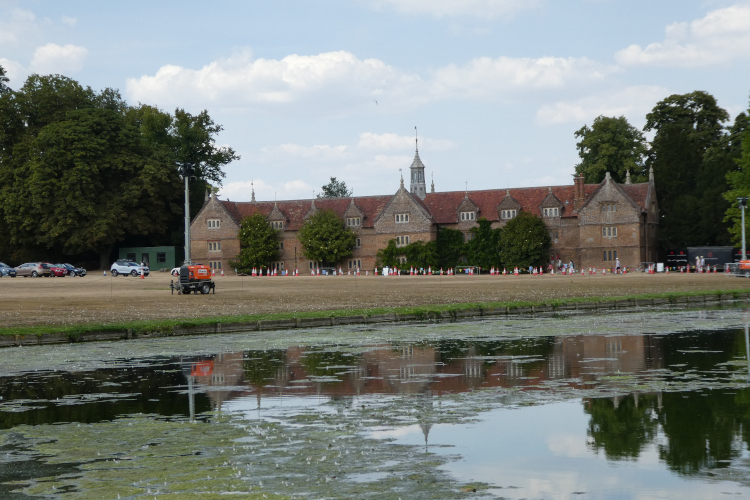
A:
[173,264,216,295]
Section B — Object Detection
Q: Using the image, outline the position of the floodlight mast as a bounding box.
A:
[179,162,195,265]
[739,197,748,261]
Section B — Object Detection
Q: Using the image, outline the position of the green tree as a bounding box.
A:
[375,239,400,268]
[231,212,280,273]
[645,91,731,250]
[464,218,501,270]
[436,227,464,269]
[318,177,352,198]
[403,240,438,269]
[574,115,648,183]
[498,211,551,270]
[298,209,356,265]
[723,110,750,246]
[0,74,239,267]
[0,65,10,95]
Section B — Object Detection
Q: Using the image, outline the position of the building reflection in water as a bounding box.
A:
[182,333,666,414]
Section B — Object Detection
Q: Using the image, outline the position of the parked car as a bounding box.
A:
[15,262,51,277]
[57,263,87,277]
[110,260,150,277]
[0,262,17,277]
[46,263,67,277]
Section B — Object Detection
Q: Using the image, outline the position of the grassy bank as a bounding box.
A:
[1,287,748,339]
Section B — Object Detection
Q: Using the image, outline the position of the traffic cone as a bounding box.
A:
[713,265,717,273]
[428,266,432,275]
[140,268,145,279]
[221,269,224,277]
[212,269,215,277]
[375,268,378,276]
[365,270,368,276]
[503,268,507,275]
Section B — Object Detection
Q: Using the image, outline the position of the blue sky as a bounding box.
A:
[2,0,750,201]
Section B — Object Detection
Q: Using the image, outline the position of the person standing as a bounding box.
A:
[615,257,621,274]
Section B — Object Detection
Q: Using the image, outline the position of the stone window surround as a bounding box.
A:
[270,221,284,230]
[603,250,618,261]
[396,235,410,246]
[501,209,517,220]
[601,203,616,213]
[395,214,410,223]
[460,211,476,221]
[543,207,560,217]
[207,219,221,229]
[208,241,221,252]
[602,226,618,238]
[346,217,361,227]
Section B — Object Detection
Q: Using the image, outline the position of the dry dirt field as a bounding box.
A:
[1,271,748,329]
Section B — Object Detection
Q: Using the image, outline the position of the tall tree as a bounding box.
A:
[318,177,352,198]
[644,91,730,250]
[0,64,10,95]
[498,211,551,270]
[231,212,280,273]
[464,218,502,270]
[574,115,648,183]
[436,227,464,269]
[0,73,239,267]
[298,209,356,266]
[724,108,750,246]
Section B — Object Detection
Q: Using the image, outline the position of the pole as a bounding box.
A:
[739,197,748,260]
[184,173,191,264]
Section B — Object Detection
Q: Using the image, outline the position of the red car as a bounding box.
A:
[45,263,66,277]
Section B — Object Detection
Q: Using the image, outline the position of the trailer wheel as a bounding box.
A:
[200,283,211,294]
[745,270,749,278]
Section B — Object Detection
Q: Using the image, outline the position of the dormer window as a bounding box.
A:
[501,210,517,220]
[543,207,559,217]
[346,217,361,227]
[460,211,476,221]
[207,219,220,229]
[395,214,409,223]
[270,221,284,230]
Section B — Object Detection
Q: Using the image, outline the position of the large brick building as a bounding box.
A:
[190,148,658,273]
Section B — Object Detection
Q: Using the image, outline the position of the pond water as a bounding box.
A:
[2,308,750,499]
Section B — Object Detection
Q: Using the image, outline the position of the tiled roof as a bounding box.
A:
[423,184,600,223]
[220,181,652,228]
[222,195,393,230]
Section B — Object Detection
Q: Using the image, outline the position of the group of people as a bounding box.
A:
[550,259,576,274]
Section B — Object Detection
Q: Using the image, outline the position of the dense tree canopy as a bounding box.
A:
[645,91,732,250]
[574,115,648,184]
[464,218,502,270]
[231,212,280,273]
[0,72,238,266]
[723,109,750,246]
[498,212,550,270]
[318,177,352,198]
[298,209,356,265]
[0,65,10,95]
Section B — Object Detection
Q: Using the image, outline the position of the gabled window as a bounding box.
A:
[270,221,284,230]
[460,211,476,221]
[207,219,220,229]
[501,209,517,220]
[602,226,617,238]
[346,217,361,227]
[543,207,559,217]
[395,214,409,223]
[601,203,616,213]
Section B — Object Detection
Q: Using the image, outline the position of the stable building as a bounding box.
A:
[190,148,658,273]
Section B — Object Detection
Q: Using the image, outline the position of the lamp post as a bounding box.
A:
[178,162,195,265]
[739,197,748,260]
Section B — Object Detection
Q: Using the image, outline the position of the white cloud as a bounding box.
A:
[368,0,541,18]
[30,43,88,74]
[357,132,454,151]
[431,56,612,100]
[61,15,77,27]
[547,434,592,458]
[0,8,39,46]
[0,58,26,85]
[260,143,349,162]
[616,4,750,67]
[535,85,669,126]
[126,50,612,114]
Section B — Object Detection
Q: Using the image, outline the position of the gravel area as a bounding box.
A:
[0,271,747,328]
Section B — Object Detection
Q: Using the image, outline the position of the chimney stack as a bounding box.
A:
[574,175,585,210]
